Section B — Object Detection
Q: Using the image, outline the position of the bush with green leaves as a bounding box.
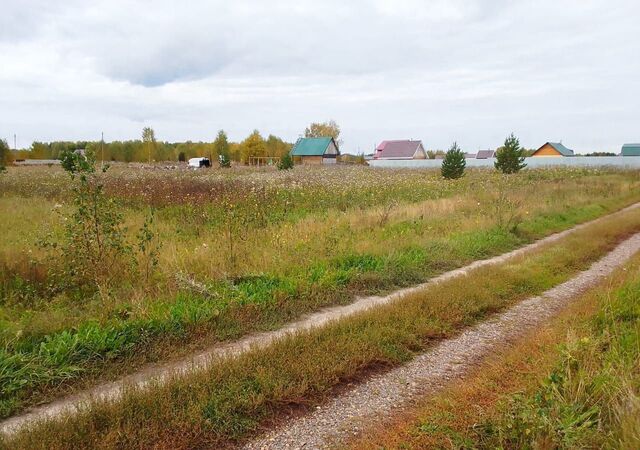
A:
[495,133,527,174]
[0,138,10,172]
[278,152,294,170]
[50,149,159,295]
[441,142,466,179]
[54,150,131,293]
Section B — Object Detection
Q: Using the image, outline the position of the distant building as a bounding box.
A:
[476,150,495,159]
[464,152,476,159]
[374,140,426,159]
[621,143,640,156]
[531,142,574,157]
[290,137,339,165]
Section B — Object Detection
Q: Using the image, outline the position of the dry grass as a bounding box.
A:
[345,258,640,450]
[1,166,640,419]
[3,205,640,449]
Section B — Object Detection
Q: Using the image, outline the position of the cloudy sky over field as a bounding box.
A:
[1,0,639,153]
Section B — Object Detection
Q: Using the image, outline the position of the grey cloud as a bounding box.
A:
[0,0,639,152]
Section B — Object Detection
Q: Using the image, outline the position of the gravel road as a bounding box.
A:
[1,202,638,436]
[242,232,640,450]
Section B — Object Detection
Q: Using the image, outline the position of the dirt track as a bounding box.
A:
[1,202,639,436]
[242,232,640,450]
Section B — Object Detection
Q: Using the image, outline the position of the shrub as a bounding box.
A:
[495,133,527,174]
[441,142,466,179]
[48,149,160,295]
[53,149,132,293]
[0,138,11,172]
[278,152,294,170]
[219,153,231,168]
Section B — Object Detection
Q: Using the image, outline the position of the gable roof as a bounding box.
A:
[290,137,337,156]
[476,150,495,159]
[622,143,640,156]
[374,140,425,159]
[535,142,574,156]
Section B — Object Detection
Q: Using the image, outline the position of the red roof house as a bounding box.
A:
[374,140,427,160]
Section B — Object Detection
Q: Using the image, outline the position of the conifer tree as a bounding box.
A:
[278,152,294,170]
[441,141,466,179]
[495,133,526,174]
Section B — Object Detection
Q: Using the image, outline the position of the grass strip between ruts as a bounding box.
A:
[346,255,640,450]
[3,206,640,449]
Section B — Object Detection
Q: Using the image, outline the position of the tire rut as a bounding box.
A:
[1,202,639,436]
[242,232,640,450]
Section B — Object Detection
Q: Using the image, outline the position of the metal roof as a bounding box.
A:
[476,150,495,159]
[622,143,640,156]
[291,137,336,156]
[545,142,574,156]
[374,140,425,159]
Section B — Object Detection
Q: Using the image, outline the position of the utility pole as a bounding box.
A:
[13,134,16,150]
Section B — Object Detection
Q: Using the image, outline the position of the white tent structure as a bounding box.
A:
[188,157,211,168]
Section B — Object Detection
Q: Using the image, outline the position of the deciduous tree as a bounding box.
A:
[304,120,341,146]
[240,130,266,164]
[214,130,231,167]
[142,127,156,164]
[0,139,11,171]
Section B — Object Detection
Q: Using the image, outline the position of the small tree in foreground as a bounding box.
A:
[278,152,294,170]
[495,133,526,174]
[55,150,130,293]
[48,150,160,296]
[441,142,466,179]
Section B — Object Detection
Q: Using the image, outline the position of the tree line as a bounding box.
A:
[11,129,292,164]
[7,120,343,165]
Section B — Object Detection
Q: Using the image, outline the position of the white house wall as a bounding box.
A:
[324,141,339,155]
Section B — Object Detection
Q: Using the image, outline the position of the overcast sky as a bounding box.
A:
[1,0,639,153]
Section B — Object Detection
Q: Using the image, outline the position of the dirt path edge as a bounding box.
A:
[1,202,639,436]
[242,232,640,450]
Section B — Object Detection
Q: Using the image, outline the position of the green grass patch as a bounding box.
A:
[3,207,639,449]
[1,202,639,420]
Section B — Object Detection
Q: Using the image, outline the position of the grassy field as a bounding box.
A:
[347,255,640,449]
[1,165,640,419]
[2,203,640,449]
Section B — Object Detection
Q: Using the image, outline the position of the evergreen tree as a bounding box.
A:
[278,152,294,170]
[441,141,466,179]
[495,133,527,174]
[214,130,231,168]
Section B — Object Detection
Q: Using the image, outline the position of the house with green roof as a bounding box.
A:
[621,143,640,156]
[531,142,574,157]
[290,137,339,165]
